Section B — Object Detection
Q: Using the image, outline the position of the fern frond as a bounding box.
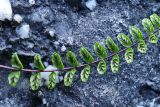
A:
[117,33,132,47]
[52,52,64,70]
[93,42,107,59]
[79,47,94,63]
[66,51,79,67]
[105,36,119,53]
[2,13,160,90]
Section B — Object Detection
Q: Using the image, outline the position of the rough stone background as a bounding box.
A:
[0,0,160,107]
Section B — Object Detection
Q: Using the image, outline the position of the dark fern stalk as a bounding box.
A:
[3,13,160,90]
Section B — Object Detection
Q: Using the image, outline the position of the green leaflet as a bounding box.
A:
[150,13,160,29]
[80,65,90,82]
[30,73,41,90]
[66,51,79,67]
[117,33,132,47]
[142,18,158,44]
[64,69,76,86]
[111,54,120,73]
[34,54,45,70]
[11,53,23,69]
[52,52,64,70]
[97,59,107,75]
[8,53,23,87]
[142,18,154,33]
[138,40,147,53]
[79,47,94,63]
[30,54,44,90]
[8,71,20,87]
[125,48,134,64]
[93,42,107,59]
[149,33,158,44]
[48,72,57,89]
[129,26,143,42]
[105,36,119,53]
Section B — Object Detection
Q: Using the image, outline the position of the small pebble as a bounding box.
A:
[61,45,66,52]
[29,0,35,5]
[13,14,23,23]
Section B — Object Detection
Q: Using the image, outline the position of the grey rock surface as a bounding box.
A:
[0,0,160,107]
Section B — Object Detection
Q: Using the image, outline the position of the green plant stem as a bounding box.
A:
[0,42,138,72]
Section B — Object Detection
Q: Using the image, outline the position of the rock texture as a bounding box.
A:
[0,0,160,107]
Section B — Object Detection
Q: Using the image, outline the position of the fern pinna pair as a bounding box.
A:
[8,13,160,90]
